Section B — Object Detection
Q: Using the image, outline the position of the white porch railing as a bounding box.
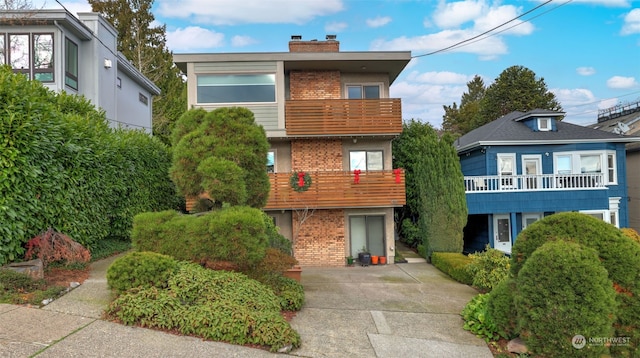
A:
[464,173,606,193]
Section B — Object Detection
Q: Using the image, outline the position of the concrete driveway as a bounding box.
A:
[288,263,493,358]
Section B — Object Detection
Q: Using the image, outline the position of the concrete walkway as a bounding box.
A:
[0,255,492,357]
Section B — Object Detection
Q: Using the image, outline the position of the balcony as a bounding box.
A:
[285,99,402,136]
[464,173,606,193]
[265,170,406,210]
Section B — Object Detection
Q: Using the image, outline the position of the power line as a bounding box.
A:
[412,0,558,59]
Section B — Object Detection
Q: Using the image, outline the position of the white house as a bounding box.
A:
[0,10,159,133]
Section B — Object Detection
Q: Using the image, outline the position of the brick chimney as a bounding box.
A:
[289,35,340,52]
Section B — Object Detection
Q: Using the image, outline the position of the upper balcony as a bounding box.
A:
[265,170,405,210]
[284,98,402,136]
[464,173,606,193]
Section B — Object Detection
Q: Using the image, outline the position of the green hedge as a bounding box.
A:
[431,252,473,285]
[0,67,178,264]
[131,207,269,267]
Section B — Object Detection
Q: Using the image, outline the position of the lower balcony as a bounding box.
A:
[464,173,606,193]
[265,170,406,210]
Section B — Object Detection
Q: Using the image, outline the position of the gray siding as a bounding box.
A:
[194,61,277,73]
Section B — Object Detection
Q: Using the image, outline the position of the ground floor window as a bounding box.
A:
[350,215,385,257]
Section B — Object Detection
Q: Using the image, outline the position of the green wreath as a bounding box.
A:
[290,171,312,192]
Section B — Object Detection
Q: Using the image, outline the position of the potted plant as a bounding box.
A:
[358,246,371,266]
[346,255,354,266]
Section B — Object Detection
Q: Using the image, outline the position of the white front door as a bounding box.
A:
[522,155,542,190]
[493,214,512,254]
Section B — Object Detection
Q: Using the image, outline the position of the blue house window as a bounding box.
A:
[538,118,551,131]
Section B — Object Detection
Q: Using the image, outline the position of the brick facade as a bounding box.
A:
[289,70,341,100]
[293,209,345,267]
[291,138,343,171]
[289,40,339,53]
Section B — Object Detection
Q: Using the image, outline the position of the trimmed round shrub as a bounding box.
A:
[516,240,617,357]
[486,277,518,340]
[511,212,640,355]
[107,251,179,293]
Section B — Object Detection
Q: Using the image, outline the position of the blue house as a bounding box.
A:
[455,109,640,254]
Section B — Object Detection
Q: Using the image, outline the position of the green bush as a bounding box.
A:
[400,218,421,248]
[431,252,473,285]
[170,107,270,208]
[271,276,305,311]
[511,212,640,355]
[0,67,177,264]
[106,262,300,352]
[132,207,269,267]
[461,293,502,342]
[107,252,179,293]
[466,245,510,292]
[516,240,617,357]
[486,277,518,340]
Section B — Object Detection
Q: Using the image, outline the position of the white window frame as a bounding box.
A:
[345,83,383,99]
[553,150,617,185]
[522,213,543,230]
[580,210,608,223]
[538,118,551,131]
[196,73,276,104]
[609,197,621,228]
[497,153,516,189]
[349,150,383,171]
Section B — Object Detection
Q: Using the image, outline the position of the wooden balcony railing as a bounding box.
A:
[265,170,406,210]
[285,99,402,136]
[464,173,607,193]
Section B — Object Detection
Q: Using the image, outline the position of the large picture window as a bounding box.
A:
[65,38,78,90]
[554,151,617,186]
[2,33,53,82]
[197,74,275,103]
[350,150,383,171]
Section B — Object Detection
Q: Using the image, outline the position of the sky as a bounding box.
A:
[45,0,640,128]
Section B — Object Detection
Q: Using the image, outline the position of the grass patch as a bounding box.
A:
[0,269,67,306]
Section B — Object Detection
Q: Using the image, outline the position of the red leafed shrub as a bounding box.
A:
[25,229,91,267]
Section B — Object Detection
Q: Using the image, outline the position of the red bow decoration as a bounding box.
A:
[354,169,361,184]
[393,169,401,184]
[298,171,305,187]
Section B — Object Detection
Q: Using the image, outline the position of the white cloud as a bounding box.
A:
[432,0,485,28]
[569,0,630,6]
[607,76,639,89]
[370,29,508,59]
[390,79,469,127]
[167,27,225,52]
[576,67,596,76]
[371,2,532,59]
[325,21,348,33]
[231,35,257,47]
[553,88,596,106]
[621,8,640,35]
[156,0,344,25]
[366,16,391,28]
[406,70,473,85]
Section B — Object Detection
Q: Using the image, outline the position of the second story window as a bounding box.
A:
[197,74,275,104]
[350,150,383,171]
[1,33,54,82]
[267,151,275,173]
[65,38,78,90]
[346,84,380,99]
